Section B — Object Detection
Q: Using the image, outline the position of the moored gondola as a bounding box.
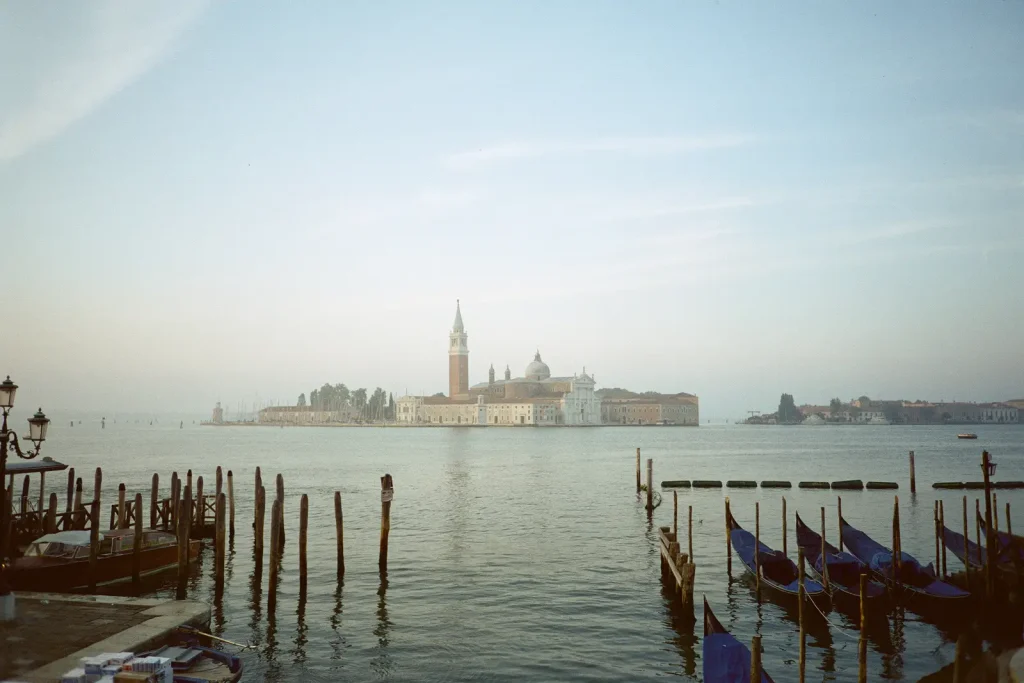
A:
[702,597,774,683]
[794,512,886,609]
[728,511,826,603]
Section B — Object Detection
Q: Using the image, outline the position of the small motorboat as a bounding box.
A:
[957,433,978,439]
[703,597,774,683]
[10,528,199,591]
[143,645,243,683]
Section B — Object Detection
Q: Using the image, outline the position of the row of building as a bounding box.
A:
[798,396,1022,424]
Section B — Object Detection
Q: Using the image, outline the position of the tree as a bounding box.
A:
[352,388,368,418]
[388,392,395,420]
[297,393,306,407]
[310,389,319,410]
[777,393,801,423]
[829,398,843,415]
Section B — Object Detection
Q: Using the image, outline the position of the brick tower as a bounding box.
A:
[449,300,469,399]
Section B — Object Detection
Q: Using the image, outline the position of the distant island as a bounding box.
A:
[745,394,1022,425]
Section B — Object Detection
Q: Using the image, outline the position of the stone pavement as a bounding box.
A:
[0,593,209,682]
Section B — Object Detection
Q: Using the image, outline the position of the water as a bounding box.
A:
[31,421,1024,681]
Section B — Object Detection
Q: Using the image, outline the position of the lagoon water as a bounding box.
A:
[37,420,1024,681]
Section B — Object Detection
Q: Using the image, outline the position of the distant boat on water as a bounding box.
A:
[957,433,978,440]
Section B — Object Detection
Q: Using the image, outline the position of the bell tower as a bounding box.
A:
[449,300,469,399]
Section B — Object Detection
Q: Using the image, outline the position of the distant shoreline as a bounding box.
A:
[201,421,700,428]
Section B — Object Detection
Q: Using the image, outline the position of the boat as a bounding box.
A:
[941,523,987,571]
[702,597,774,683]
[143,644,243,683]
[957,433,978,439]
[839,516,969,608]
[9,528,200,591]
[977,513,1024,564]
[794,513,886,608]
[728,511,826,602]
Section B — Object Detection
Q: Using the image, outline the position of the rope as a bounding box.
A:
[805,591,861,641]
[176,625,258,650]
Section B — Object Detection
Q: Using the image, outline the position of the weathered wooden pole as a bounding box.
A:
[782,496,787,557]
[215,492,226,588]
[335,491,345,579]
[962,496,971,584]
[838,496,844,552]
[934,500,941,572]
[227,470,235,540]
[975,498,983,569]
[73,478,83,529]
[299,494,309,591]
[909,450,916,494]
[94,467,102,506]
[37,471,45,527]
[750,634,762,683]
[132,493,143,584]
[939,499,947,578]
[1007,502,1012,536]
[176,499,190,597]
[117,483,127,529]
[798,548,806,683]
[276,473,285,546]
[254,467,262,529]
[892,496,901,586]
[672,491,678,537]
[379,473,394,572]
[982,450,995,598]
[65,467,75,515]
[993,493,999,535]
[19,475,29,515]
[645,458,653,511]
[754,501,761,597]
[255,485,266,559]
[268,498,281,612]
[150,473,159,529]
[953,634,967,683]
[46,493,58,533]
[215,465,223,500]
[820,506,829,589]
[858,573,868,683]
[88,500,100,592]
[196,476,205,529]
[725,497,732,576]
[687,504,693,561]
[186,469,192,492]
[635,448,641,492]
[171,474,181,531]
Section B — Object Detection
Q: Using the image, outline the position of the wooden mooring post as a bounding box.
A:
[750,635,761,683]
[132,493,143,584]
[255,485,266,564]
[1008,502,1013,536]
[934,500,940,572]
[19,475,28,515]
[635,448,641,492]
[176,498,190,598]
[379,474,394,572]
[335,491,345,579]
[672,491,678,537]
[268,498,281,613]
[299,494,309,592]
[837,496,843,551]
[754,502,761,597]
[215,492,226,589]
[819,507,829,590]
[858,573,868,683]
[892,496,902,589]
[993,493,999,535]
[93,467,102,509]
[88,500,100,592]
[909,450,916,494]
[645,458,653,512]
[939,499,947,578]
[657,525,695,614]
[46,493,57,533]
[962,496,971,584]
[975,499,983,569]
[65,467,75,515]
[781,497,787,557]
[186,469,192,493]
[276,473,285,546]
[170,473,180,531]
[227,469,235,541]
[73,478,83,529]
[798,548,806,683]
[117,483,126,529]
[216,466,223,500]
[725,497,732,576]
[37,472,45,528]
[196,476,205,529]
[150,473,159,529]
[687,504,693,561]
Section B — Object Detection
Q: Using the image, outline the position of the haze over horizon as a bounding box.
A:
[2,2,1022,420]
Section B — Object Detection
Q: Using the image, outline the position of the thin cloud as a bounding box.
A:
[834,220,948,246]
[444,134,751,169]
[0,1,208,162]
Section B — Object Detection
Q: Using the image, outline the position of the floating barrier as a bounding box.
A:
[798,481,830,489]
[761,481,792,489]
[831,480,864,490]
[661,480,691,488]
[933,482,964,489]
[866,482,898,490]
[727,480,757,488]
[692,480,723,488]
[994,481,1024,489]
[964,482,986,490]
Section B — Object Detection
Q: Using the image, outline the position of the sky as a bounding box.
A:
[1,1,1023,420]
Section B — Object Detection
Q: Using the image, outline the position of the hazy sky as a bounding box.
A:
[2,1,1022,420]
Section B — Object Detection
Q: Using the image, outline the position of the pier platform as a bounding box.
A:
[0,593,209,682]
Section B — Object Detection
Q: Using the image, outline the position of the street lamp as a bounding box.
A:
[0,375,50,619]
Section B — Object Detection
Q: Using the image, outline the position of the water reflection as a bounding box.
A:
[371,575,393,677]
[293,585,308,665]
[248,550,264,651]
[660,568,697,676]
[329,582,346,663]
[881,607,906,679]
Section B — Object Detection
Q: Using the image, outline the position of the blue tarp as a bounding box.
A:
[703,633,773,683]
[730,523,825,596]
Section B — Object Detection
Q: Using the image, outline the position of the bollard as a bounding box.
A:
[133,493,143,583]
[215,492,226,588]
[636,448,641,492]
[782,497,787,557]
[89,500,100,592]
[299,494,308,591]
[646,458,653,511]
[858,573,867,683]
[798,548,806,683]
[276,473,285,546]
[46,493,58,533]
[750,634,762,683]
[380,474,394,572]
[909,450,916,494]
[65,467,75,515]
[227,470,235,540]
[150,473,159,529]
[335,491,345,579]
[754,501,761,597]
[117,483,126,529]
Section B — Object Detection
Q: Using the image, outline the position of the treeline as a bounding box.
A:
[297,383,395,421]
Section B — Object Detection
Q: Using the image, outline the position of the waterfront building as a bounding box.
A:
[211,402,224,424]
[601,395,699,425]
[258,405,361,424]
[978,402,1019,423]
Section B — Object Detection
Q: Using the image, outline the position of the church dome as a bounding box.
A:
[525,351,551,380]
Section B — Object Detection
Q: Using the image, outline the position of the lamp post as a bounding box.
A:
[0,375,50,620]
[981,450,997,599]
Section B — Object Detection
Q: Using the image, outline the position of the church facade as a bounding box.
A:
[396,302,603,426]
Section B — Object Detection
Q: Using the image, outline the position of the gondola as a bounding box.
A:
[702,597,774,683]
[839,516,969,609]
[978,513,1024,563]
[794,513,886,608]
[941,523,986,571]
[728,511,826,601]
